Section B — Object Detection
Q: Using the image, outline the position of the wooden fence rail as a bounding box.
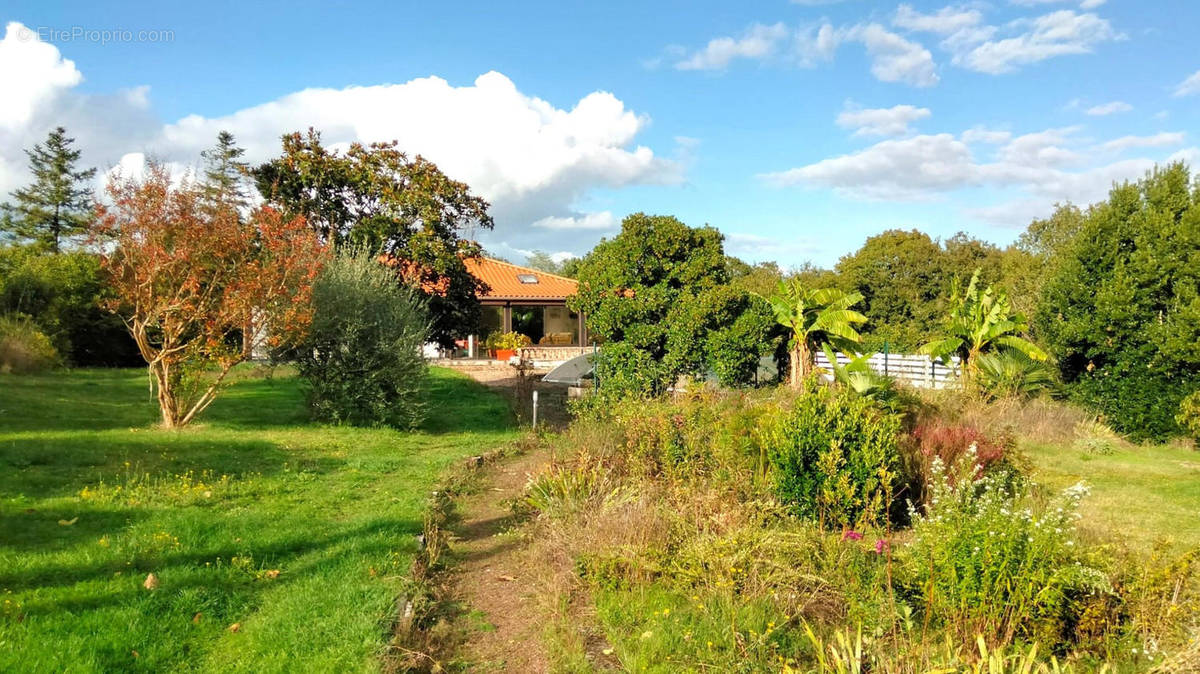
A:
[814,351,961,389]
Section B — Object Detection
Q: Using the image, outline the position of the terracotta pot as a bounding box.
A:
[494,348,516,361]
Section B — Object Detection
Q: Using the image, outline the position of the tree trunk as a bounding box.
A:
[151,360,181,428]
[790,342,807,391]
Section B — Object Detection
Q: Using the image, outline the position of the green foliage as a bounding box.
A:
[199,130,251,212]
[1179,391,1200,445]
[667,286,778,387]
[483,330,531,351]
[295,248,430,427]
[757,387,901,527]
[920,268,1047,380]
[253,129,492,347]
[0,314,59,373]
[764,281,866,390]
[570,213,733,397]
[0,245,139,366]
[1037,162,1200,441]
[902,450,1110,645]
[975,349,1057,400]
[0,127,96,253]
[524,250,577,277]
[819,344,896,403]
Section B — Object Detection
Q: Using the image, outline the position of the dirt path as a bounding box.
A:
[446,447,553,671]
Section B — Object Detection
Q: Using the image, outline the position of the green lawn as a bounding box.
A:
[1026,441,1200,551]
[0,366,516,673]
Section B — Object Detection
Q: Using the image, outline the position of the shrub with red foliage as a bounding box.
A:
[906,421,1011,498]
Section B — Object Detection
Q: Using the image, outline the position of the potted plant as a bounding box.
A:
[484,331,531,361]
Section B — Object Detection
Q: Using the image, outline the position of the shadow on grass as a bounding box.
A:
[0,433,341,499]
[1,515,421,606]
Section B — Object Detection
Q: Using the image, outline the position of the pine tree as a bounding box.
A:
[2,127,96,253]
[199,131,250,212]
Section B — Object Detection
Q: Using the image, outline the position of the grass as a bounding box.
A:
[1026,440,1200,551]
[0,366,517,673]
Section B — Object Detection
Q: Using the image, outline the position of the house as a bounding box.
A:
[459,257,593,362]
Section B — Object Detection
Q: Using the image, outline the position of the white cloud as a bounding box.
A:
[1174,69,1200,97]
[1098,132,1186,153]
[0,23,680,258]
[847,24,940,86]
[760,133,975,199]
[761,120,1195,228]
[530,211,618,230]
[1084,100,1132,116]
[961,126,1012,144]
[674,21,937,87]
[674,23,788,70]
[0,22,83,130]
[896,6,1120,75]
[955,11,1121,74]
[836,103,931,137]
[894,4,984,35]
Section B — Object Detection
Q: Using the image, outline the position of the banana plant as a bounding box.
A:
[763,280,867,391]
[919,269,1047,383]
[819,344,896,401]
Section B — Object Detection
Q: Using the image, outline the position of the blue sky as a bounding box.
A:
[1,1,1197,267]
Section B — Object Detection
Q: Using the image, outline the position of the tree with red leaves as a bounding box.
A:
[93,163,325,428]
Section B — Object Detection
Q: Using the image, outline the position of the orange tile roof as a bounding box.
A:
[466,257,578,301]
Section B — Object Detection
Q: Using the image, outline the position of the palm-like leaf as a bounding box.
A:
[920,268,1050,386]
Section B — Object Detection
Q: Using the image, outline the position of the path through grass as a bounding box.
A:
[0,366,516,672]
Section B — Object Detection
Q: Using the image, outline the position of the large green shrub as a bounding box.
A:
[757,387,902,527]
[0,314,60,373]
[295,248,430,427]
[571,213,766,397]
[1037,162,1200,441]
[0,246,139,366]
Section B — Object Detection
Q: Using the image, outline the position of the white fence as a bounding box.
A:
[814,351,961,389]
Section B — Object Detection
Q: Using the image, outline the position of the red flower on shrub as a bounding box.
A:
[842,530,863,541]
[873,539,889,554]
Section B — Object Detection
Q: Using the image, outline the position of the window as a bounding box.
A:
[517,273,539,284]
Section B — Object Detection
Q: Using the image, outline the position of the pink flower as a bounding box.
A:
[841,530,863,541]
[873,539,890,554]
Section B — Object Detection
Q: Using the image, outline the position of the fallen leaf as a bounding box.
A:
[228,622,241,633]
[58,517,78,526]
[192,612,202,624]
[497,575,515,582]
[602,648,614,656]
[132,650,139,659]
[143,573,159,590]
[263,569,280,580]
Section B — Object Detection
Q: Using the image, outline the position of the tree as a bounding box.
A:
[835,229,946,351]
[200,131,251,212]
[253,129,492,347]
[93,163,325,428]
[1037,162,1200,440]
[764,281,867,391]
[2,127,96,253]
[726,256,788,297]
[297,248,429,428]
[569,213,728,396]
[919,269,1047,384]
[525,250,567,275]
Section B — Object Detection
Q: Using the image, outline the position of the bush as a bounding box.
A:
[593,341,672,401]
[295,248,430,427]
[974,349,1056,400]
[1178,391,1200,445]
[902,449,1111,645]
[0,246,139,366]
[756,386,902,527]
[906,421,1012,500]
[0,314,60,373]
